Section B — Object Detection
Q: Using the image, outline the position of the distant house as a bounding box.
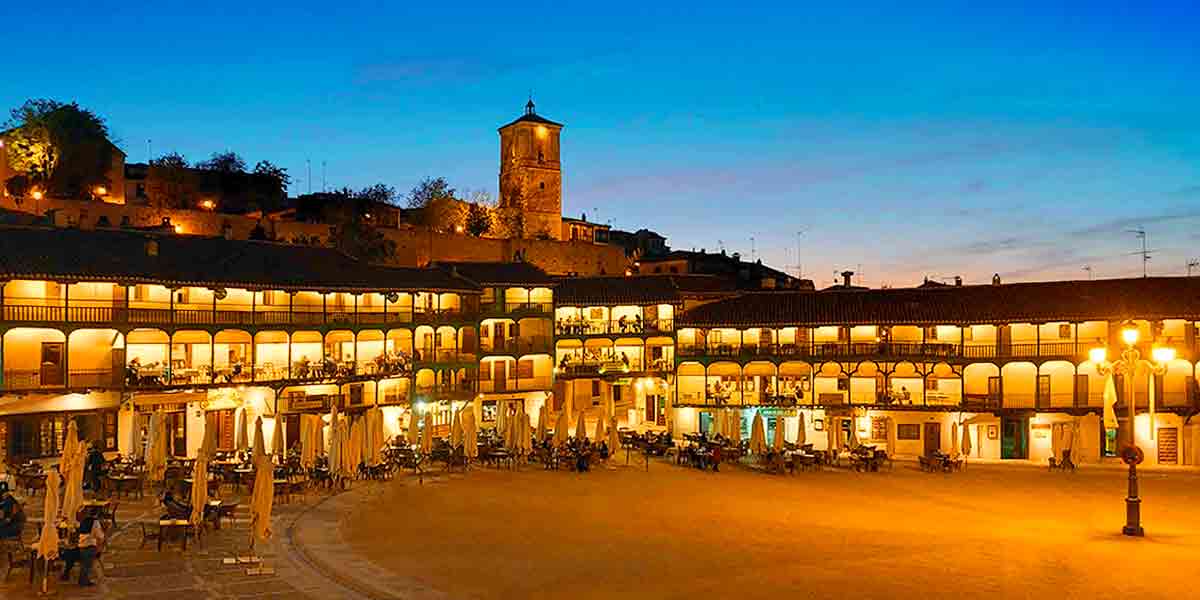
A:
[607,228,668,259]
[638,249,811,290]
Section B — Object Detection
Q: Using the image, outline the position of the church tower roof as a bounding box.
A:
[499,97,564,130]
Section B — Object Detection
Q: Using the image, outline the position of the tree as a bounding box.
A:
[252,160,291,188]
[4,175,31,203]
[405,176,455,209]
[197,151,246,173]
[290,188,397,262]
[464,202,492,236]
[3,99,114,199]
[356,183,398,205]
[148,152,192,209]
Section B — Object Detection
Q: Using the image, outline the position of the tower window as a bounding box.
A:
[538,150,544,163]
[539,182,545,190]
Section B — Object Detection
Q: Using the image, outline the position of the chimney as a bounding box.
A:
[954,276,962,287]
[841,270,855,288]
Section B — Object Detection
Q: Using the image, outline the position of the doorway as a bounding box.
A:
[40,342,65,386]
[923,422,941,455]
[1001,417,1028,459]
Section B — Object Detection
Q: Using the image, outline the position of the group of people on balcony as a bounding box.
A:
[556,314,651,336]
[125,357,251,387]
[558,348,633,372]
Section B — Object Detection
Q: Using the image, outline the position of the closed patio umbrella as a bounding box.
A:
[349,417,363,474]
[253,416,267,463]
[328,418,342,480]
[147,410,168,482]
[236,406,250,454]
[711,410,723,438]
[190,441,209,526]
[271,414,285,458]
[249,451,274,552]
[35,468,61,586]
[730,412,742,445]
[886,417,896,457]
[1102,374,1119,430]
[961,420,973,460]
[523,413,534,454]
[497,403,508,445]
[575,410,587,441]
[462,406,479,460]
[407,409,420,447]
[594,409,606,442]
[507,407,520,451]
[536,404,548,441]
[796,412,807,446]
[750,411,766,454]
[128,413,144,461]
[772,414,786,451]
[847,417,860,449]
[950,421,960,458]
[554,409,569,446]
[299,415,314,469]
[827,417,839,453]
[451,406,463,448]
[61,419,85,527]
[608,415,621,452]
[421,411,433,454]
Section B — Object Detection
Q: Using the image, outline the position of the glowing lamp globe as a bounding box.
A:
[1088,347,1107,365]
[1120,324,1140,346]
[1152,347,1176,363]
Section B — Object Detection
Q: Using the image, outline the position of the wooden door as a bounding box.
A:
[1001,417,1027,459]
[493,361,508,392]
[987,376,1002,406]
[111,348,126,386]
[1036,375,1051,409]
[40,342,65,386]
[494,323,507,353]
[645,392,657,423]
[923,422,941,455]
[1074,374,1089,407]
[167,411,187,457]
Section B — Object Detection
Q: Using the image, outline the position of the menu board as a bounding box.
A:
[1157,427,1178,465]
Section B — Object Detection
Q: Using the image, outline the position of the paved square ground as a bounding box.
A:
[343,461,1200,600]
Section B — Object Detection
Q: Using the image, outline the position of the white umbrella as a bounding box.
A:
[127,412,144,461]
[772,415,786,451]
[496,403,508,446]
[554,409,569,446]
[575,411,587,441]
[1102,374,1119,430]
[594,410,606,442]
[147,410,168,482]
[328,418,342,480]
[201,412,218,459]
[522,413,534,454]
[299,415,315,469]
[711,410,723,438]
[827,417,839,453]
[236,406,250,453]
[271,414,285,458]
[407,409,420,447]
[961,421,973,459]
[348,417,362,475]
[730,412,742,445]
[451,406,463,448]
[951,421,960,458]
[253,416,267,463]
[421,411,433,454]
[462,406,478,460]
[608,415,621,452]
[61,419,85,527]
[796,412,807,446]
[750,411,766,454]
[847,417,860,449]
[249,452,274,551]
[35,468,61,569]
[190,442,209,526]
[506,407,520,451]
[536,404,548,441]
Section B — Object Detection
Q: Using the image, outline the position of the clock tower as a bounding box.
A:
[498,99,563,239]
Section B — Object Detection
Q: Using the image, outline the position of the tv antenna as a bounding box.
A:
[1188,260,1200,277]
[1126,227,1152,277]
[1082,265,1093,280]
[793,230,805,279]
[750,236,756,262]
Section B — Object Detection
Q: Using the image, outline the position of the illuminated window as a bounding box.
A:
[1058,324,1071,338]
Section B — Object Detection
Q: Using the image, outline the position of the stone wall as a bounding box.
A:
[2,196,629,276]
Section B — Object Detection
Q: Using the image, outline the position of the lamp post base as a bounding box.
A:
[1124,462,1143,537]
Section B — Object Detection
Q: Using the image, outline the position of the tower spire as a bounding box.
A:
[525,94,536,115]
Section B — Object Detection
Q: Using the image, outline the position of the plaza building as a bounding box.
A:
[3,224,1199,469]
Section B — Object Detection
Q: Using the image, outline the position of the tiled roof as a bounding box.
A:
[679,277,1200,327]
[0,226,478,292]
[555,275,737,306]
[434,261,555,286]
[498,112,563,129]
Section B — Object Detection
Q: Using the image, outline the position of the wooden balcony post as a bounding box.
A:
[322,293,327,325]
[212,291,218,325]
[63,282,70,322]
[353,293,359,326]
[289,292,294,326]
[250,290,256,326]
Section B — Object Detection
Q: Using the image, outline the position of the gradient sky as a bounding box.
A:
[3,2,1197,287]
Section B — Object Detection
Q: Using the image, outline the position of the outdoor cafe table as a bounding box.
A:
[79,498,112,518]
[106,473,142,499]
[158,519,194,551]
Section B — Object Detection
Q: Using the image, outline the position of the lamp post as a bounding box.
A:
[1089,320,1174,537]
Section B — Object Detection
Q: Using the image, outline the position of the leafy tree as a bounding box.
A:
[197,151,246,173]
[291,188,396,262]
[464,202,492,236]
[252,160,291,188]
[3,99,113,199]
[406,176,455,209]
[357,183,398,205]
[148,152,192,208]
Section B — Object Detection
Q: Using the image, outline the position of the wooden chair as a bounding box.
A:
[139,523,162,549]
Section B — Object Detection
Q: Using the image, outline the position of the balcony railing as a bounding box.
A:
[677,340,1089,361]
[476,376,553,393]
[480,336,553,355]
[555,318,674,337]
[483,301,553,315]
[1,302,471,327]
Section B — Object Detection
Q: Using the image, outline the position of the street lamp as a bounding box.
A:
[1090,320,1173,537]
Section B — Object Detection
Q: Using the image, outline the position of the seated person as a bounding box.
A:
[0,482,26,539]
[60,516,104,587]
[160,490,191,520]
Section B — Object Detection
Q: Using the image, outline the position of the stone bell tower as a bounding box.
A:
[498,98,563,239]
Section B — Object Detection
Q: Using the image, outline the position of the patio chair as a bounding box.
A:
[2,531,30,582]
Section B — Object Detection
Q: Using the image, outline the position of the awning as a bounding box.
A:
[131,391,206,409]
[0,392,121,417]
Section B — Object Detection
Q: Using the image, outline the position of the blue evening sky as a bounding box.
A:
[3,1,1197,286]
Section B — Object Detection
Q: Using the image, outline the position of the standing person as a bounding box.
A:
[84,443,105,491]
[60,515,104,586]
[0,482,25,539]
